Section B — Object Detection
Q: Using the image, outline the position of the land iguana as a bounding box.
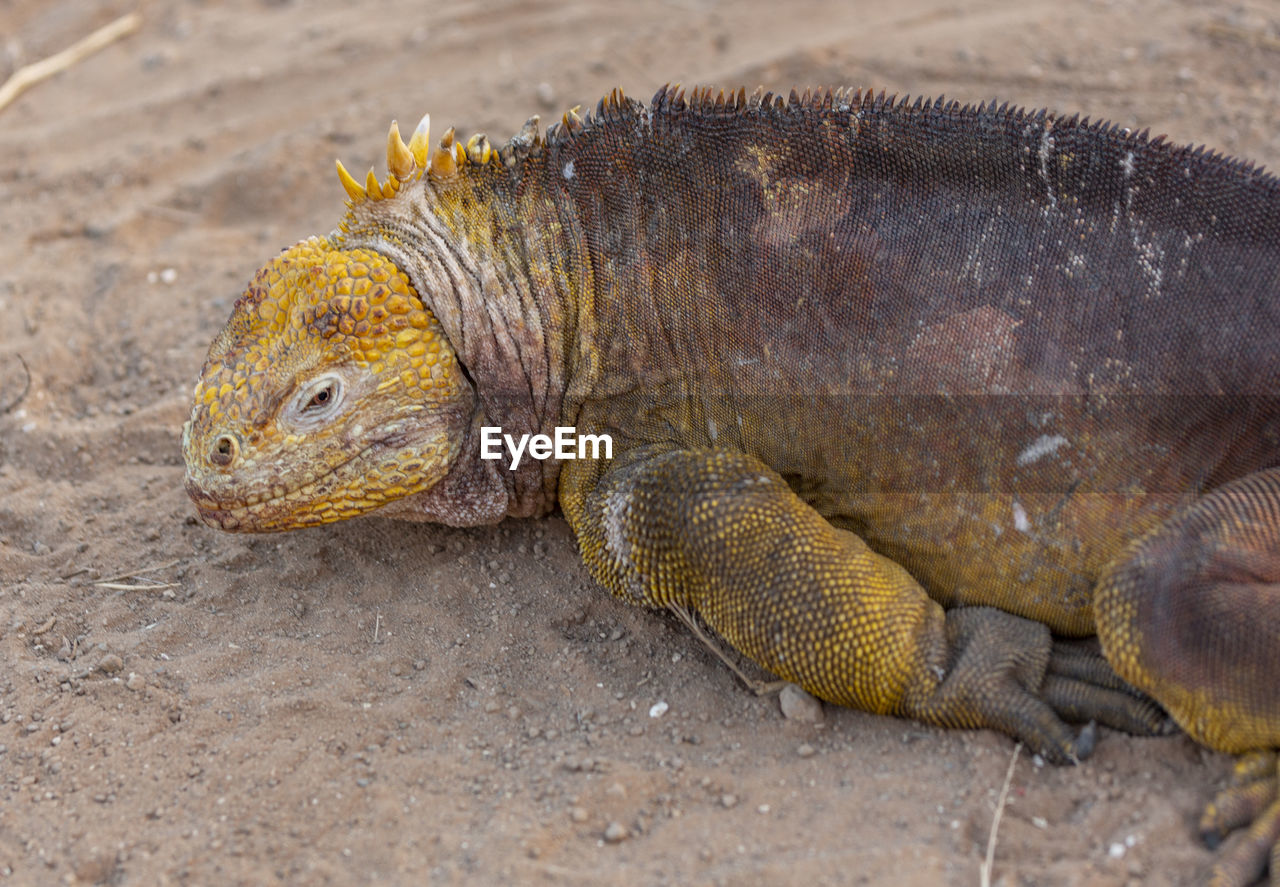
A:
[181,86,1280,884]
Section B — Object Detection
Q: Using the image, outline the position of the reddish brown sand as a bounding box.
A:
[2,1,1279,884]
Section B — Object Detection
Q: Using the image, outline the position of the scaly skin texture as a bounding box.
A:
[184,87,1280,883]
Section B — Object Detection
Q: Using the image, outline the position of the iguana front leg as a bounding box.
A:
[562,447,1112,763]
[1096,469,1280,886]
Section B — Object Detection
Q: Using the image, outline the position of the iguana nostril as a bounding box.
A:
[210,434,238,467]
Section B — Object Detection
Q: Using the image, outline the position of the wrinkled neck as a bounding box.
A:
[339,163,594,517]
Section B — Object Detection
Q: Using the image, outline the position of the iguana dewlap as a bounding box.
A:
[182,87,1280,884]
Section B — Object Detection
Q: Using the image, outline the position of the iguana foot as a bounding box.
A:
[909,606,1097,764]
[1200,751,1280,886]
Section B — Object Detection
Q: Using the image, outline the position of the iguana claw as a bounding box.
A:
[1201,751,1280,886]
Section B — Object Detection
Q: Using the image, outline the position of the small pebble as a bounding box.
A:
[796,743,816,758]
[778,684,823,723]
[648,701,668,718]
[74,854,115,884]
[570,806,589,823]
[720,793,738,809]
[126,672,145,692]
[603,821,628,843]
[98,654,123,675]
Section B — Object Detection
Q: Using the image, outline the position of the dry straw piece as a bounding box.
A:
[0,11,142,113]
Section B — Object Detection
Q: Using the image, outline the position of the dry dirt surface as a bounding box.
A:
[2,0,1279,884]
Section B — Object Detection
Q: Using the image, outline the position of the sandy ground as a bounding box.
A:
[2,0,1279,884]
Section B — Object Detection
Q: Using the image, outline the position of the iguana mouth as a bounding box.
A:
[184,426,437,531]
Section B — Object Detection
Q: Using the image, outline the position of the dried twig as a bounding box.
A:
[95,581,177,591]
[980,743,1022,887]
[1202,21,1280,52]
[0,11,142,114]
[96,558,180,585]
[0,353,31,415]
[667,602,787,696]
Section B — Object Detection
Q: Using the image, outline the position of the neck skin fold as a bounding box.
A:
[337,158,596,518]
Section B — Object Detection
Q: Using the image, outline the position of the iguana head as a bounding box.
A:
[186,111,576,529]
[182,236,473,531]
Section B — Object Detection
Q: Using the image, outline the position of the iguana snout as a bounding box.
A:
[182,237,473,531]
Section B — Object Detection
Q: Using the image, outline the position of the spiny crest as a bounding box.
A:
[333,98,572,204]
[334,85,1278,202]
[645,82,1274,178]
[333,88,647,203]
[335,113,442,203]
[333,113,500,204]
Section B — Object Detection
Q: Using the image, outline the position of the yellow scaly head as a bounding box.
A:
[182,236,473,531]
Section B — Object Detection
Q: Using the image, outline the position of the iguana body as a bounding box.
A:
[183,87,1280,884]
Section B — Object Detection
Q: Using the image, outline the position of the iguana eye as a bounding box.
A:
[291,374,345,420]
[306,384,335,410]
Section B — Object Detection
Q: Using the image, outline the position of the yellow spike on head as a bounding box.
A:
[408,113,431,168]
[335,159,366,201]
[429,142,456,180]
[465,133,492,164]
[387,120,416,180]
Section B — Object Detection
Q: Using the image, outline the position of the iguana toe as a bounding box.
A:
[1012,637,1174,741]
[1201,752,1279,847]
[1206,797,1280,887]
[1199,751,1280,887]
[1198,752,1280,885]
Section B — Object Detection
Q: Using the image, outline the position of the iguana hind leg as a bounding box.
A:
[1096,469,1280,886]
[562,447,1105,763]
